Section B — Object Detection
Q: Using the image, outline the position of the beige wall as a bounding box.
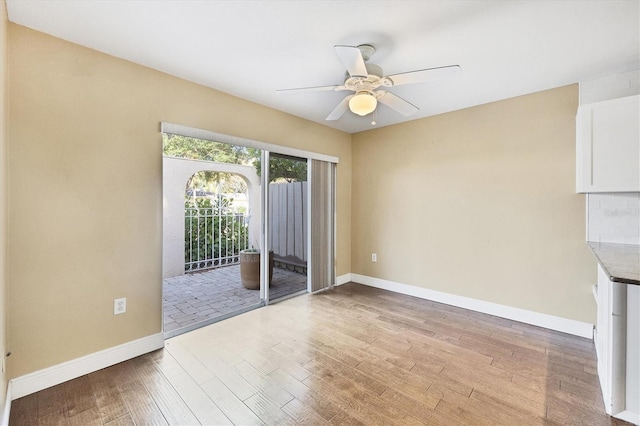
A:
[7,24,351,378]
[352,85,597,324]
[0,0,8,413]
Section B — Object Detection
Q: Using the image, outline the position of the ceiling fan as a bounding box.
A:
[277,44,461,122]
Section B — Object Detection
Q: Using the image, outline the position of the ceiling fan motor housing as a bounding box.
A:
[344,65,393,93]
[357,44,376,61]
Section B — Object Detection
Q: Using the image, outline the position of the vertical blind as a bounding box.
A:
[309,159,336,292]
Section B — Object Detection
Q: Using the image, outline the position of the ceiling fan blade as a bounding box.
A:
[326,95,353,121]
[277,84,347,94]
[377,91,419,116]
[334,45,368,77]
[386,65,461,86]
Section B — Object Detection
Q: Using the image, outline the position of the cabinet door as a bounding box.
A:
[577,95,640,193]
[625,285,639,419]
[597,265,612,410]
[596,265,633,419]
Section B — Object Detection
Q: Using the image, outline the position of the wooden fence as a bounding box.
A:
[269,182,307,269]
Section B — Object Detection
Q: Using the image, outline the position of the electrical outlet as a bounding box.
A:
[372,253,377,262]
[114,297,126,315]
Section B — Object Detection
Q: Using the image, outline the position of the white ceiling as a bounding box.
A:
[6,0,640,134]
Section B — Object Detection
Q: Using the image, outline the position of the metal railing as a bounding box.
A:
[185,207,249,272]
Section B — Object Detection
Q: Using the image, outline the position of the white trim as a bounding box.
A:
[9,333,164,400]
[351,274,594,339]
[614,410,640,425]
[161,122,340,164]
[585,193,590,241]
[336,273,351,286]
[261,150,270,303]
[306,159,313,294]
[1,382,11,426]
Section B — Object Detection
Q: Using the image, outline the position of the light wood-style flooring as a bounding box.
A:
[9,283,629,425]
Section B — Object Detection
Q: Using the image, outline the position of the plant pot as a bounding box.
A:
[239,250,274,290]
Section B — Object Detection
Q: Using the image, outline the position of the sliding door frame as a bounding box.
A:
[260,150,270,303]
[161,123,339,306]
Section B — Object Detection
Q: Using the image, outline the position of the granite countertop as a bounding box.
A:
[588,242,640,286]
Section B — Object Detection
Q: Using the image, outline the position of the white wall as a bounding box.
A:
[579,69,640,105]
[162,157,260,278]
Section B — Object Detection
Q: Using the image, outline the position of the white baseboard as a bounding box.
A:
[1,381,11,426]
[350,274,594,339]
[614,410,639,425]
[9,333,164,400]
[336,273,351,286]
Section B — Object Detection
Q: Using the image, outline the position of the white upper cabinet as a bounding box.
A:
[577,95,640,193]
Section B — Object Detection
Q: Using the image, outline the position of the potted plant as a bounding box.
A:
[239,248,274,289]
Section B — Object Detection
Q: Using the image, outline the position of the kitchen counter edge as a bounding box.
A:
[588,241,640,286]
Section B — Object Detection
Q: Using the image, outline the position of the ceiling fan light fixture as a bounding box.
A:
[349,92,377,116]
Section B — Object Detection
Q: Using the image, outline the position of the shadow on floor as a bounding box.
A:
[163,264,306,338]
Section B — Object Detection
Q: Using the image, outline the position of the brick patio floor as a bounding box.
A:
[163,264,306,337]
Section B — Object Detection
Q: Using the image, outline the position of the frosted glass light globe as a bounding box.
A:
[349,93,377,116]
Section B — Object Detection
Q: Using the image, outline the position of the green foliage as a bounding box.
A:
[164,134,256,189]
[253,155,307,183]
[184,197,249,271]
[187,171,247,198]
[164,134,253,164]
[242,148,307,183]
[163,133,307,183]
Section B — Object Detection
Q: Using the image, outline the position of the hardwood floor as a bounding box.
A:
[9,283,630,425]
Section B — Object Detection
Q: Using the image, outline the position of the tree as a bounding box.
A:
[163,134,252,164]
[186,171,247,198]
[163,134,307,183]
[252,155,307,183]
[164,134,255,194]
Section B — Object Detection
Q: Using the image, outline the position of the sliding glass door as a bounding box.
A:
[262,153,309,302]
[161,123,337,331]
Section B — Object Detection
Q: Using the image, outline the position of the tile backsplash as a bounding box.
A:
[587,193,640,244]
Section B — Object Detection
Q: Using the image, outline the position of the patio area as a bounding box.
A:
[163,264,307,337]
